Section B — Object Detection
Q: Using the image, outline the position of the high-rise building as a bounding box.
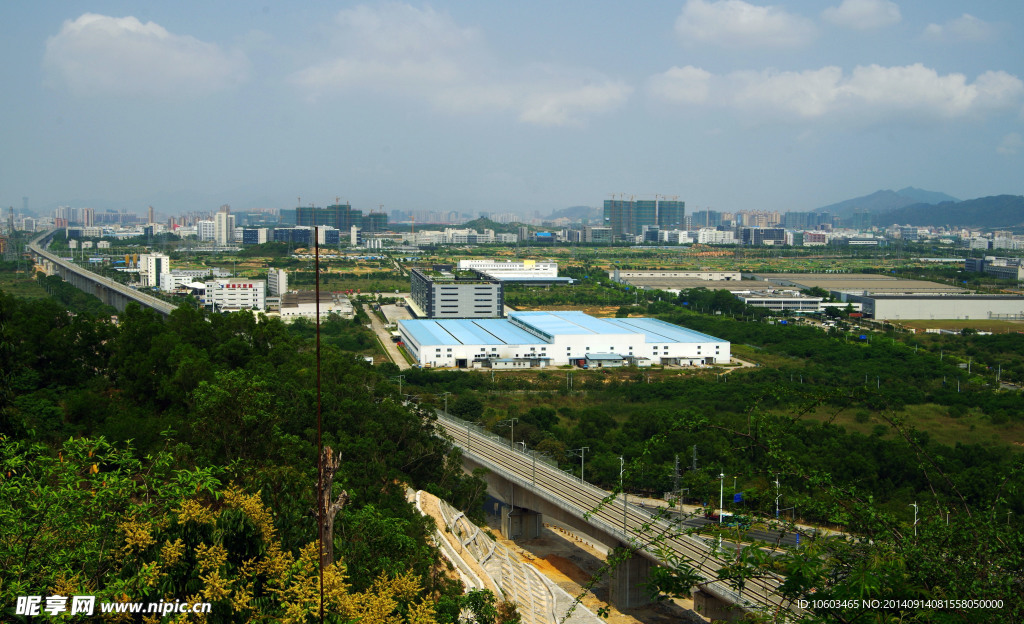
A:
[214,205,235,245]
[296,204,362,231]
[604,197,686,238]
[603,198,633,238]
[363,211,389,232]
[657,200,685,229]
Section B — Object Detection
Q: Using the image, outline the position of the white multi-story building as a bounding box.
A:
[159,268,231,292]
[267,268,288,296]
[214,207,235,245]
[140,253,170,288]
[457,259,558,279]
[203,279,266,311]
[697,228,736,245]
[196,220,215,241]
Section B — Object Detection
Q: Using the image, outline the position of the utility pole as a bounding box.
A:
[692,445,698,471]
[440,391,451,414]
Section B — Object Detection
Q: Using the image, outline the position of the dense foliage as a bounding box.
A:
[0,285,494,622]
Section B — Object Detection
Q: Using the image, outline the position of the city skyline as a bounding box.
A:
[2,1,1023,217]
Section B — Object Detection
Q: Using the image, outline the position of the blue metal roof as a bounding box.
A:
[509,311,636,336]
[399,318,543,346]
[602,317,728,344]
[400,313,728,347]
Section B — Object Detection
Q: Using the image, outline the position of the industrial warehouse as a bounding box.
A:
[397,310,730,369]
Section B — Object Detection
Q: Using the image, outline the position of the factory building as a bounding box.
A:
[851,294,1024,321]
[733,290,823,313]
[398,310,730,369]
[457,259,572,284]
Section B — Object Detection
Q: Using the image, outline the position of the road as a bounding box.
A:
[366,303,411,370]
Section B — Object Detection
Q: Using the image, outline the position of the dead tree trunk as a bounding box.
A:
[319,445,349,569]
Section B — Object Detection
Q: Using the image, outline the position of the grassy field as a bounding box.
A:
[797,402,1024,449]
[0,271,48,299]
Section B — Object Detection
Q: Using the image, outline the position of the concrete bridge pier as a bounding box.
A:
[501,506,543,540]
[692,587,745,622]
[608,548,653,610]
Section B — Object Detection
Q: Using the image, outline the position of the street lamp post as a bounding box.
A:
[909,501,918,536]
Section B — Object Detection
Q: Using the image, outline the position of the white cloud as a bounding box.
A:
[648,66,712,104]
[822,0,901,30]
[291,3,629,126]
[434,68,632,127]
[674,0,817,48]
[732,66,844,117]
[923,14,997,43]
[997,132,1022,156]
[649,63,1024,121]
[44,13,249,97]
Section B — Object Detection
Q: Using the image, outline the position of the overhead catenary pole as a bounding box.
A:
[571,447,590,484]
[497,418,518,449]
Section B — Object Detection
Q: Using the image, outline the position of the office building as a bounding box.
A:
[409,268,503,319]
[140,253,169,288]
[202,279,266,311]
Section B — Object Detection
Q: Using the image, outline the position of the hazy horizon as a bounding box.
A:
[3,1,1023,219]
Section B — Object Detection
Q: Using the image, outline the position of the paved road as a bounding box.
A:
[366,304,411,369]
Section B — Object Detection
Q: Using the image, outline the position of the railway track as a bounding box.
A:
[435,412,802,618]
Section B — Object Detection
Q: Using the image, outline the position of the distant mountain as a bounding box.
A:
[817,187,957,217]
[896,187,959,205]
[879,195,1024,228]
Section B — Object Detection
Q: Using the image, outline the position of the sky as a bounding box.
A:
[2,0,1024,219]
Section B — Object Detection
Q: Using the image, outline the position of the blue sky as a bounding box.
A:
[2,1,1023,218]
